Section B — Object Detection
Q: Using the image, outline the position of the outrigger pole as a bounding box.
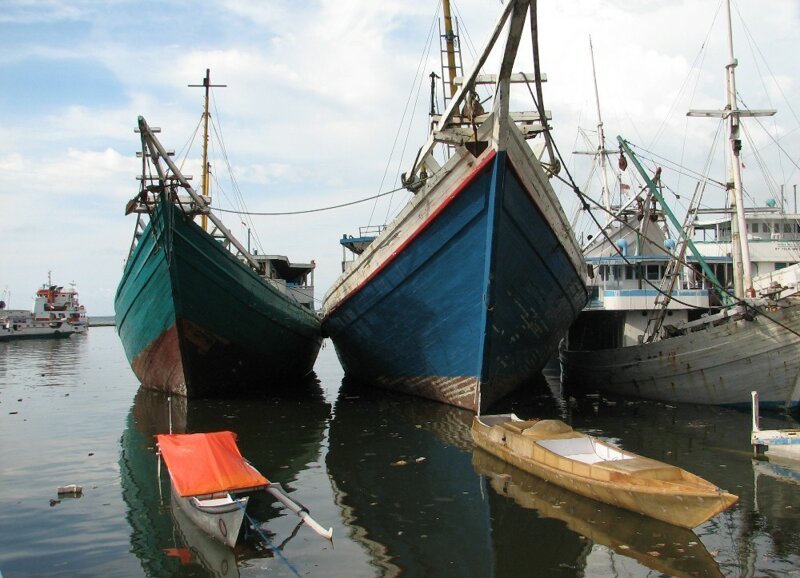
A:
[266,484,333,540]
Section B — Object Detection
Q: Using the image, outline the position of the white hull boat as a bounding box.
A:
[752,391,800,461]
[157,431,331,549]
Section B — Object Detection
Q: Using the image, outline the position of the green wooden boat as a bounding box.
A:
[115,100,321,397]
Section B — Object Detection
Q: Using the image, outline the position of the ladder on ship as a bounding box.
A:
[438,2,464,114]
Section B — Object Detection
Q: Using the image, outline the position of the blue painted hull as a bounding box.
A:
[115,196,322,397]
[323,151,587,412]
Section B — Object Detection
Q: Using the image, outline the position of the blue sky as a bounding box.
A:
[1,0,798,315]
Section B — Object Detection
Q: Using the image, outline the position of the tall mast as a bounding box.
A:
[589,36,612,224]
[189,69,226,231]
[724,0,752,297]
[687,0,775,299]
[442,0,458,99]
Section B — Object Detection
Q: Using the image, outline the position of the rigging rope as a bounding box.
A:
[211,182,423,216]
[549,134,800,340]
[369,1,442,229]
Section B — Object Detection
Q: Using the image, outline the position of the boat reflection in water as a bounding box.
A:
[539,375,800,577]
[169,492,240,577]
[472,448,724,578]
[751,457,800,567]
[326,379,592,576]
[119,379,331,576]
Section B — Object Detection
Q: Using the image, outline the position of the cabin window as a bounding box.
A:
[785,223,792,233]
[776,262,788,270]
[762,223,769,233]
[613,266,622,280]
[625,265,635,280]
[751,223,760,233]
[599,265,608,281]
[646,264,661,280]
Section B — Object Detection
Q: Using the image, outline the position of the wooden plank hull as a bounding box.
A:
[115,197,322,397]
[322,136,586,413]
[471,414,738,529]
[560,299,800,410]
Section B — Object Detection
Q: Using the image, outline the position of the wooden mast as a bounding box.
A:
[688,0,774,299]
[724,0,750,298]
[189,69,226,231]
[589,36,612,224]
[137,116,262,271]
[442,0,458,99]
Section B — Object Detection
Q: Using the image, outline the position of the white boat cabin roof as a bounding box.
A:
[693,209,800,242]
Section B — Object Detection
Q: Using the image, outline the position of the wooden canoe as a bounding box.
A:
[471,414,738,529]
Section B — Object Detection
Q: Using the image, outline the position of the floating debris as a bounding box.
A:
[57,484,83,497]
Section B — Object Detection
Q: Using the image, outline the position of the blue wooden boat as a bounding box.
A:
[115,92,321,397]
[321,0,587,412]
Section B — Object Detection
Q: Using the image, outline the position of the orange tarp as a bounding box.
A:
[156,431,269,497]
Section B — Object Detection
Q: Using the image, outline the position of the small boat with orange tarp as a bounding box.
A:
[471,414,738,529]
[157,431,332,548]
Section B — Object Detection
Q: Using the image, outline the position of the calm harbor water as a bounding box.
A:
[1,327,799,577]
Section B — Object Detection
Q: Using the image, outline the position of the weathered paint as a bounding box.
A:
[323,148,587,413]
[561,300,800,410]
[115,195,323,397]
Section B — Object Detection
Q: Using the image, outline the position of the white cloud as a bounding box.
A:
[1,0,798,315]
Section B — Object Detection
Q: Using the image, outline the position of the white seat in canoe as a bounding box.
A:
[536,437,633,465]
[195,495,236,508]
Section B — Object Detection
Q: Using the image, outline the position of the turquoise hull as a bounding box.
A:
[114,197,322,397]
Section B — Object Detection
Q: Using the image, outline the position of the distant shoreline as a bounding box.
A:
[90,316,116,327]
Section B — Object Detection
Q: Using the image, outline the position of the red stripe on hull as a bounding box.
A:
[327,150,498,317]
